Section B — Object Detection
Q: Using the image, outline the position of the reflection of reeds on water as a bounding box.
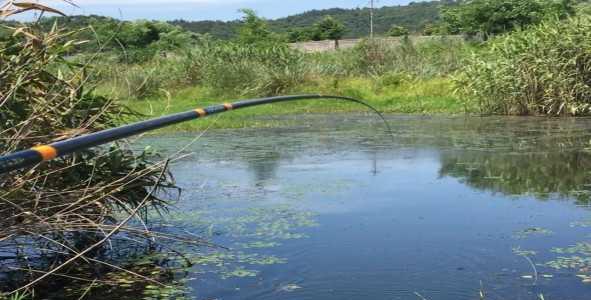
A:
[439,150,591,203]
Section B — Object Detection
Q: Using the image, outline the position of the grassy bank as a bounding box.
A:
[95,36,469,131]
[122,76,463,131]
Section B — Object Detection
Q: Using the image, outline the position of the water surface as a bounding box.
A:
[143,115,591,300]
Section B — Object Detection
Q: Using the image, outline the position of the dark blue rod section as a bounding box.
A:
[0,94,392,174]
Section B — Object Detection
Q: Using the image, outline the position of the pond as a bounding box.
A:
[141,115,591,300]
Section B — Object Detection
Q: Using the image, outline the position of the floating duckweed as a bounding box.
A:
[545,243,591,283]
[236,253,287,265]
[513,227,553,239]
[546,256,591,270]
[238,241,281,249]
[193,252,235,267]
[222,268,259,279]
[570,220,591,228]
[169,205,316,282]
[576,274,591,283]
[148,175,324,289]
[142,284,187,300]
[278,283,303,292]
[281,180,354,199]
[512,247,537,257]
[551,243,591,255]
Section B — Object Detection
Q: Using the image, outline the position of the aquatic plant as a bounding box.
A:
[164,200,317,281]
[513,227,554,240]
[546,243,591,283]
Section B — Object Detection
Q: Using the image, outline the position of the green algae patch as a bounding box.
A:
[158,186,320,283]
[512,227,554,239]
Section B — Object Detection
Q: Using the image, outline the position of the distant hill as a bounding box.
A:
[2,1,456,42]
[172,0,457,39]
[169,19,241,40]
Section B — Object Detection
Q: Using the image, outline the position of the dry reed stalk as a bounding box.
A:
[0,2,208,297]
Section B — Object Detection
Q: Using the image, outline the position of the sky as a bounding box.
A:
[17,0,418,21]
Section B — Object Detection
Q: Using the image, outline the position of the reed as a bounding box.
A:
[0,2,200,297]
[456,16,591,116]
[94,35,469,101]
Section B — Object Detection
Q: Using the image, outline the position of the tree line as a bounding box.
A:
[0,0,585,56]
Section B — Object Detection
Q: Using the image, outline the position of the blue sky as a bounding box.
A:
[27,0,417,21]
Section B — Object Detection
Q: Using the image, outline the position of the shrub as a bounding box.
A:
[0,22,177,294]
[456,16,591,115]
[387,25,409,37]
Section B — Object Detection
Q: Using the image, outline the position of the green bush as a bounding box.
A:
[457,16,591,115]
[387,25,409,37]
[441,0,576,38]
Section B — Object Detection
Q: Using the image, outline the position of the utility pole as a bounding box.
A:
[369,0,374,39]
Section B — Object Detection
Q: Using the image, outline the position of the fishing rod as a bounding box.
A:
[0,94,393,175]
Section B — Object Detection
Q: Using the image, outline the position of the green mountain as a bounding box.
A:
[172,0,457,39]
[2,1,455,42]
[169,19,240,40]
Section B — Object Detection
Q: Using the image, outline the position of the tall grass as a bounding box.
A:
[186,40,309,96]
[95,54,190,99]
[310,36,469,78]
[456,16,591,116]
[0,13,202,298]
[97,36,469,101]
[98,37,310,99]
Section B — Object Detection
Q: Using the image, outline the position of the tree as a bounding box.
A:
[422,23,439,36]
[441,0,577,39]
[142,22,196,51]
[236,8,274,44]
[439,6,463,35]
[117,21,161,49]
[287,27,315,42]
[387,25,409,37]
[313,16,346,49]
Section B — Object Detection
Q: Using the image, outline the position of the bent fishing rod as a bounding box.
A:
[0,94,393,175]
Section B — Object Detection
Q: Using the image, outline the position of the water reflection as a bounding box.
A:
[240,149,282,185]
[439,150,591,203]
[133,115,591,300]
